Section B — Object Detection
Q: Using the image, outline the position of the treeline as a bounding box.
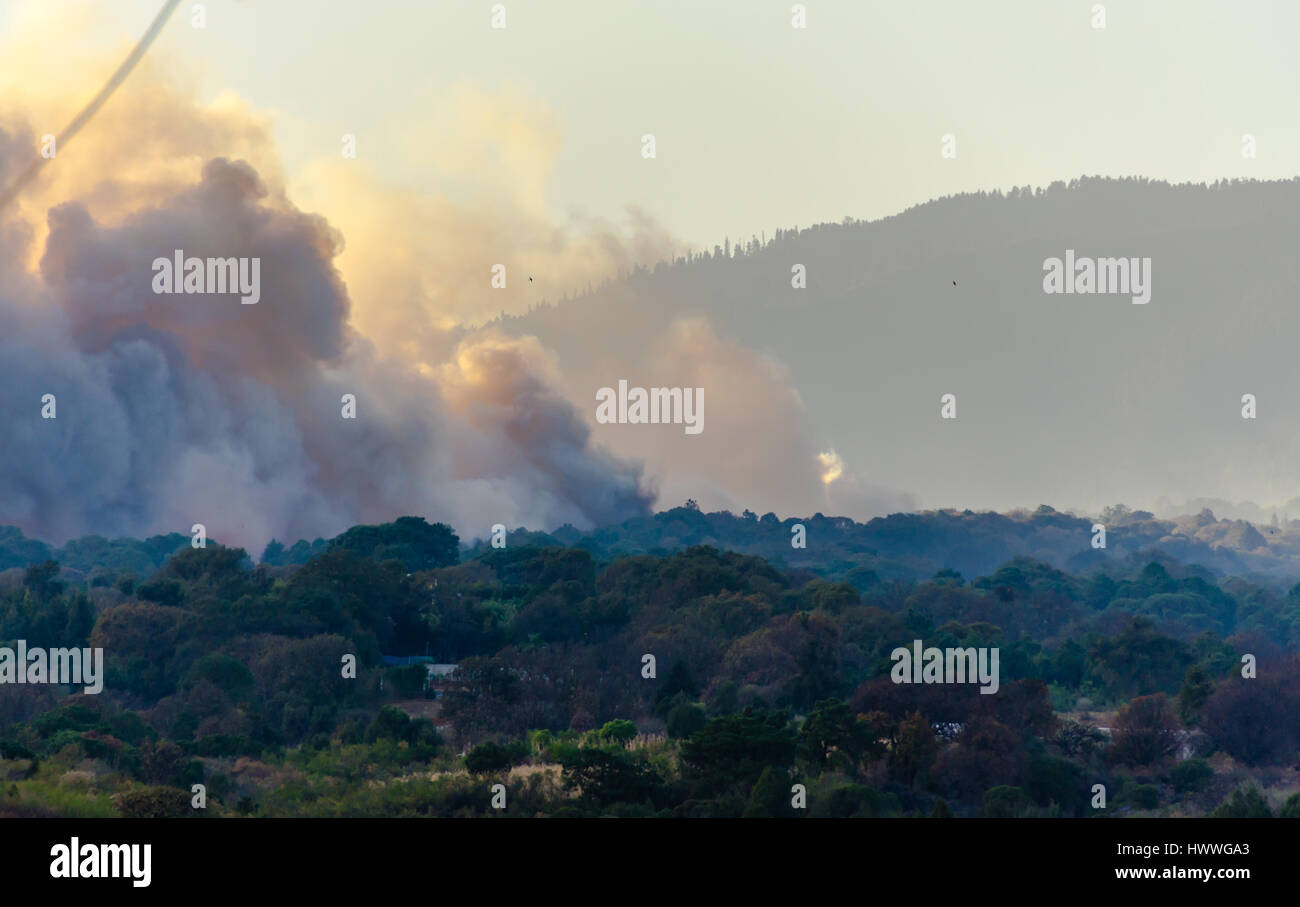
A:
[0,515,1297,817]
[465,504,1300,635]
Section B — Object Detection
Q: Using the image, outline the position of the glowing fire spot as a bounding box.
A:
[817,449,844,486]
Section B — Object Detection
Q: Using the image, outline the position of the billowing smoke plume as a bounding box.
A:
[0,154,652,550]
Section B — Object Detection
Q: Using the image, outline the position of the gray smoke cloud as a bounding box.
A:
[0,155,652,550]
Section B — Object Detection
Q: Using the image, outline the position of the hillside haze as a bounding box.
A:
[487,176,1300,523]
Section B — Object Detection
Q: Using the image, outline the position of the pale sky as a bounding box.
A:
[8,0,1300,263]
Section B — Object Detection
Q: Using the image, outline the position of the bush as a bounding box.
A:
[597,719,637,747]
[1121,783,1160,810]
[1201,677,1300,766]
[1167,758,1213,794]
[366,706,416,744]
[1212,786,1272,818]
[137,578,184,607]
[1026,754,1085,814]
[385,664,429,699]
[116,786,192,818]
[181,654,254,699]
[983,785,1032,818]
[1279,793,1300,818]
[666,702,707,739]
[187,734,264,759]
[1110,694,1180,766]
[809,783,901,818]
[465,740,527,776]
[560,747,664,809]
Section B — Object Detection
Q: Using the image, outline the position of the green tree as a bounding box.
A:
[329,516,459,572]
[742,765,791,818]
[1279,793,1300,818]
[798,698,883,775]
[983,785,1032,818]
[653,659,699,718]
[116,786,192,818]
[1167,758,1213,795]
[367,706,417,744]
[1111,693,1181,766]
[465,740,526,775]
[63,592,94,648]
[138,740,188,786]
[888,711,938,787]
[666,701,706,739]
[181,653,255,700]
[23,561,63,602]
[560,747,663,809]
[597,719,637,747]
[1177,665,1211,725]
[680,707,796,796]
[708,680,740,716]
[1212,785,1272,818]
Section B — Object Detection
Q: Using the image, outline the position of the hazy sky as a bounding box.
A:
[8,0,1300,262]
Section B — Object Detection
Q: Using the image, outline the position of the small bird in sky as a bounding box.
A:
[952,280,957,285]
[529,276,533,282]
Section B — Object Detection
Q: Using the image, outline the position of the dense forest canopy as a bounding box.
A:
[0,507,1296,818]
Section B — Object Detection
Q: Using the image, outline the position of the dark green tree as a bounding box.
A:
[1177,665,1211,725]
[653,658,699,718]
[560,747,663,809]
[329,516,459,572]
[888,711,938,787]
[665,701,707,739]
[1212,786,1272,818]
[465,740,526,775]
[742,765,792,818]
[798,698,882,775]
[680,707,796,796]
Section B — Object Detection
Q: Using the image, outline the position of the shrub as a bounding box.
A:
[465,740,527,776]
[1122,783,1160,810]
[983,785,1032,818]
[1167,758,1213,794]
[116,786,192,818]
[1212,786,1272,818]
